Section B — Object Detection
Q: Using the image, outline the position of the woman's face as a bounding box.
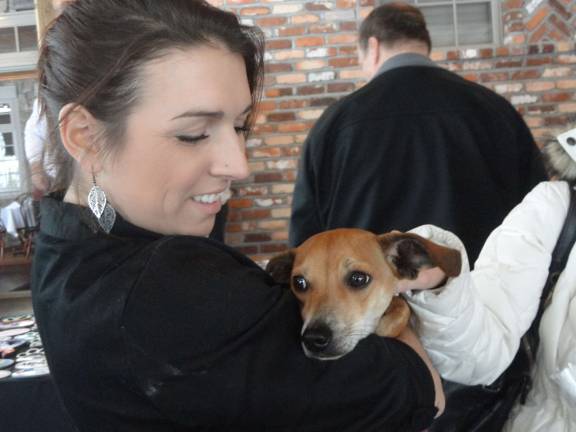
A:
[98,46,251,236]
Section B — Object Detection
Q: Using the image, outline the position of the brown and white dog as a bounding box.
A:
[266,228,461,360]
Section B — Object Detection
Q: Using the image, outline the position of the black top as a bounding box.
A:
[290,65,547,263]
[31,196,437,432]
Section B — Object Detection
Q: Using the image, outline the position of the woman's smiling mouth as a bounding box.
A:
[192,189,232,205]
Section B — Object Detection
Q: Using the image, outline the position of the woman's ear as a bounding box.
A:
[59,103,103,173]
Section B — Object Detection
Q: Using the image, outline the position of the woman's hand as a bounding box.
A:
[397,326,445,418]
[396,266,447,294]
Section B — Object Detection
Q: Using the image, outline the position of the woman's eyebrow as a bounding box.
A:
[171,104,252,121]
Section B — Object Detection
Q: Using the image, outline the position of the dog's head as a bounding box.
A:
[266,228,461,360]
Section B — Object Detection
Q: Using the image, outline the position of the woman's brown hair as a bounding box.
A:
[39,0,264,192]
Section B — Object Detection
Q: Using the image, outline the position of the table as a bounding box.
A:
[0,199,38,259]
[0,314,75,432]
[0,374,76,432]
[0,201,26,237]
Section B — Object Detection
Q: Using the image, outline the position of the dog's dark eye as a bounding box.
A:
[347,271,371,289]
[292,276,309,292]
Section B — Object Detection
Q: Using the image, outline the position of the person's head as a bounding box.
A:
[542,123,576,182]
[39,0,264,237]
[358,2,431,79]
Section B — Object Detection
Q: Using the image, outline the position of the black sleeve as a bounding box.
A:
[122,237,437,432]
[293,116,424,239]
[289,134,324,247]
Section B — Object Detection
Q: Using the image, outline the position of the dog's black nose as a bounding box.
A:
[302,324,332,353]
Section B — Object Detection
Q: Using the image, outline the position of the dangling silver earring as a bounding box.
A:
[87,172,116,234]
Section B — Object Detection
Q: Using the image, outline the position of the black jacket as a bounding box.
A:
[290,65,547,263]
[31,196,437,432]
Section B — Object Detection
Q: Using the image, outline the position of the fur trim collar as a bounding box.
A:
[542,140,576,181]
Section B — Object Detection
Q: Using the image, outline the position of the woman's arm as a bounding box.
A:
[122,236,438,431]
[397,326,445,417]
[404,182,570,385]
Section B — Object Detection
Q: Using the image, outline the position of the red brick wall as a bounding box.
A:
[208,0,576,261]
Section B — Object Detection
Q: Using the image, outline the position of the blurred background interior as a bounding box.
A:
[0,0,50,318]
[0,0,575,315]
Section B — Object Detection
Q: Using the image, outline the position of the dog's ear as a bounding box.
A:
[378,232,461,280]
[265,250,295,285]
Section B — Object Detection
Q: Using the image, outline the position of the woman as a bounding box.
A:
[399,125,576,431]
[32,1,443,430]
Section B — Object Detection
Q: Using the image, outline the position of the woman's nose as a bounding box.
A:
[211,130,250,180]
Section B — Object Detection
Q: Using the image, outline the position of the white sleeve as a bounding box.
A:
[24,98,48,163]
[405,182,569,385]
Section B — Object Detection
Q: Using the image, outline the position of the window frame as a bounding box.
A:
[0,85,26,198]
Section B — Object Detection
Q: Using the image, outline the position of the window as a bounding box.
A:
[0,0,38,72]
[0,0,39,198]
[376,0,501,49]
[0,86,26,197]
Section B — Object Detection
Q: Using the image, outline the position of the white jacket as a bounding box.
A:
[406,181,576,431]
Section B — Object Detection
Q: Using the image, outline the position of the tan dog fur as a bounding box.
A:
[267,228,461,360]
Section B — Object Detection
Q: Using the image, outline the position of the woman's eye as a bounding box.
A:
[292,276,309,293]
[347,271,371,289]
[176,134,209,144]
[235,125,251,135]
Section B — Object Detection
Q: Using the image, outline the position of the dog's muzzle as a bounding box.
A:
[301,323,351,360]
[302,323,332,354]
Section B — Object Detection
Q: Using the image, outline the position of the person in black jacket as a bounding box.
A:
[31,1,443,431]
[289,2,547,264]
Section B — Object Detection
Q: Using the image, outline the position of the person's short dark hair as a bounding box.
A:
[359,2,431,53]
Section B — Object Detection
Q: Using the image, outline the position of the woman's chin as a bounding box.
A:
[176,212,217,238]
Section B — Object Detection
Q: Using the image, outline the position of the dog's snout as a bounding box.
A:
[302,324,332,353]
